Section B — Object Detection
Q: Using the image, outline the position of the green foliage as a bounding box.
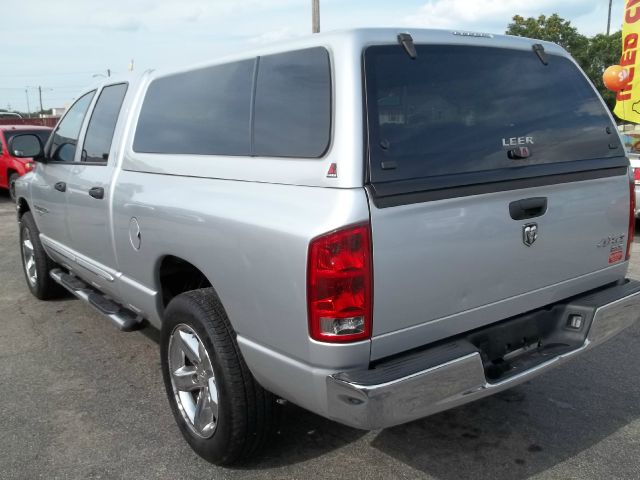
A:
[507,14,621,112]
[507,14,590,59]
[583,31,623,111]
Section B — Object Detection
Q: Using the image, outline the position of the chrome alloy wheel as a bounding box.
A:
[168,324,219,438]
[21,227,37,287]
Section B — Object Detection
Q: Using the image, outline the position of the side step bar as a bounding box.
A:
[50,268,142,331]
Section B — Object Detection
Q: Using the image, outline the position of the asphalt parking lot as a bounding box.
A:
[0,191,639,480]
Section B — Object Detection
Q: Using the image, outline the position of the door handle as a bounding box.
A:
[88,187,104,199]
[54,182,66,193]
[509,197,547,220]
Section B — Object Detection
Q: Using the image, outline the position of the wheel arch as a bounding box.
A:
[17,196,31,219]
[5,167,18,189]
[156,254,215,309]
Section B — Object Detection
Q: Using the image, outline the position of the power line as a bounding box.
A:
[0,83,79,112]
[0,86,86,91]
[0,71,99,78]
[0,68,124,79]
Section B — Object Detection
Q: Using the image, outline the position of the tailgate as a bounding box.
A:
[368,173,630,337]
[363,40,631,358]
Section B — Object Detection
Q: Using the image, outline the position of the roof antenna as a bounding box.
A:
[397,33,417,59]
[532,44,548,65]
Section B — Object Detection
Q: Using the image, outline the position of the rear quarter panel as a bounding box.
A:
[111,172,371,368]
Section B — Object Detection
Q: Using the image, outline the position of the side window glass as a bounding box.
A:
[133,60,254,155]
[253,47,331,158]
[81,83,128,163]
[48,91,95,162]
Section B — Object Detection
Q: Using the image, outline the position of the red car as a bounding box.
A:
[0,125,52,201]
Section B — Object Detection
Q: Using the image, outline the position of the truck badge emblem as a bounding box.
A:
[502,136,534,147]
[327,163,337,178]
[523,223,538,247]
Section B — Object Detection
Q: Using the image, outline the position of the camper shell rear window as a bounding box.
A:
[364,44,623,186]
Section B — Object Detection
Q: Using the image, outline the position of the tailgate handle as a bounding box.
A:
[509,197,547,220]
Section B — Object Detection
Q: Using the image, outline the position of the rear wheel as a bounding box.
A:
[160,288,276,465]
[19,212,64,300]
[9,173,19,202]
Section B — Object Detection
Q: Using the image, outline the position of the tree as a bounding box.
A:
[506,14,621,111]
[507,14,589,62]
[582,31,623,111]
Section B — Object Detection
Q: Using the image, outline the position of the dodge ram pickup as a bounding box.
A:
[10,29,640,465]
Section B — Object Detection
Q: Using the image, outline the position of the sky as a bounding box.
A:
[0,0,625,112]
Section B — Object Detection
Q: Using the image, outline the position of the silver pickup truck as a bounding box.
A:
[10,29,640,465]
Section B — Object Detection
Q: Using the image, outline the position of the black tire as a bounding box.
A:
[19,211,65,300]
[9,173,19,202]
[160,288,276,465]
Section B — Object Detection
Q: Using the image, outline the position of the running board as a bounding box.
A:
[50,268,142,332]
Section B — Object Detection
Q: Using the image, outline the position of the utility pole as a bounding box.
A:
[107,69,111,77]
[607,0,613,35]
[38,86,43,112]
[312,0,320,33]
[24,88,31,117]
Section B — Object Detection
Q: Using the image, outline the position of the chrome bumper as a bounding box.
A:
[326,280,640,430]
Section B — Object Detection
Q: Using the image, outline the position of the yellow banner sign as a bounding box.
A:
[615,1,640,122]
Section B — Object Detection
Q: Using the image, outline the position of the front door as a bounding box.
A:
[30,91,96,250]
[65,83,128,291]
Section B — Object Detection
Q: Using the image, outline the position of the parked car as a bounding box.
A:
[9,29,640,465]
[628,153,640,218]
[0,125,52,201]
[0,112,23,119]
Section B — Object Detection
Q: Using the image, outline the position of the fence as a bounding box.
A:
[0,118,59,128]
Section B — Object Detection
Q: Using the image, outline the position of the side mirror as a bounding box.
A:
[52,143,76,163]
[8,134,44,161]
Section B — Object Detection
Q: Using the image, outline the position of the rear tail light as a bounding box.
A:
[307,224,372,343]
[634,167,640,185]
[627,169,636,261]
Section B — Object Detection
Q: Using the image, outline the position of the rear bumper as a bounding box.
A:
[326,280,640,430]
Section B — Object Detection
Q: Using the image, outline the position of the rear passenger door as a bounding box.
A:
[65,83,128,289]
